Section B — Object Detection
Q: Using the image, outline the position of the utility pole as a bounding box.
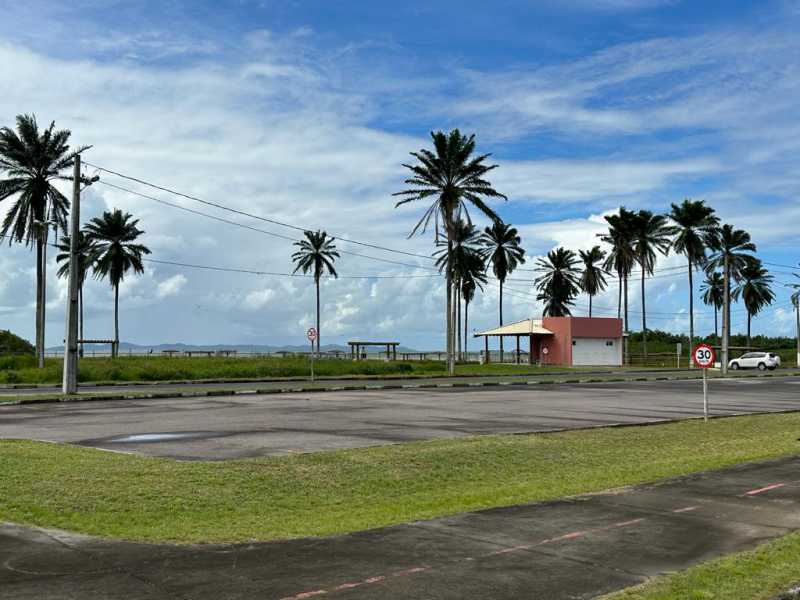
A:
[62,155,82,394]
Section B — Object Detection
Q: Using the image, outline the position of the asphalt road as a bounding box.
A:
[1,376,799,460]
[2,456,799,599]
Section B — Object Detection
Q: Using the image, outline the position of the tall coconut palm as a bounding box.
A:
[630,210,672,358]
[534,248,581,317]
[394,129,506,374]
[478,220,525,362]
[0,114,85,367]
[700,270,724,343]
[668,199,719,364]
[599,208,637,363]
[461,253,488,358]
[733,258,774,349]
[85,209,151,358]
[433,220,482,359]
[292,230,340,356]
[705,224,756,374]
[578,246,608,317]
[790,273,800,368]
[55,231,97,357]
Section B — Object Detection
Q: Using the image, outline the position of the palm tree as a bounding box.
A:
[733,258,774,349]
[85,209,151,358]
[534,248,581,317]
[630,210,672,358]
[790,273,800,368]
[705,224,757,374]
[292,230,340,356]
[599,208,637,363]
[0,114,85,367]
[433,220,482,359]
[394,129,506,374]
[668,199,719,365]
[578,246,608,317]
[55,231,97,357]
[700,270,724,343]
[461,253,488,358]
[479,220,525,362]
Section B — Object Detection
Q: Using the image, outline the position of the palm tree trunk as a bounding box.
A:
[499,280,504,363]
[721,255,730,375]
[688,260,694,368]
[316,278,321,357]
[747,312,752,350]
[796,302,800,368]
[35,236,45,368]
[641,264,647,360]
[464,300,469,359]
[589,294,593,318]
[457,284,462,361]
[714,306,718,344]
[617,270,622,319]
[113,283,119,359]
[446,237,454,375]
[79,285,84,358]
[623,273,629,366]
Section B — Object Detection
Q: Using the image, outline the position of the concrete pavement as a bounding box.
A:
[1,376,799,460]
[2,455,799,599]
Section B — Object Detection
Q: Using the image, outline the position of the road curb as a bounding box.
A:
[4,370,799,406]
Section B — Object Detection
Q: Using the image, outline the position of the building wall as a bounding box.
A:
[541,317,572,366]
[541,317,623,366]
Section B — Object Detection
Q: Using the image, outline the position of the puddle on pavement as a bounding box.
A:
[107,432,215,443]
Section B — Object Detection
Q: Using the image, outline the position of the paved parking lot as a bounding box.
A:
[1,376,799,460]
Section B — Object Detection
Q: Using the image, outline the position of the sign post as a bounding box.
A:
[692,343,716,421]
[307,327,318,382]
[676,342,682,369]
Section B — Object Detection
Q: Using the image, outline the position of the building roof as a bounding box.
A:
[474,319,554,337]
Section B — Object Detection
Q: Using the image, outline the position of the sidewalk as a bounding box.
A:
[2,455,798,599]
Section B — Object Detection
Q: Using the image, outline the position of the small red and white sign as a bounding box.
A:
[693,344,716,369]
[307,327,318,343]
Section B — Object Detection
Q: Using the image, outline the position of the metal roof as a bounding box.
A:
[473,319,554,337]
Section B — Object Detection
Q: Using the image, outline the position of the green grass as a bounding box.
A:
[0,355,624,385]
[604,532,800,600]
[2,412,799,544]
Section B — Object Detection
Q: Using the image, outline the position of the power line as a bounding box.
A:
[144,257,440,280]
[97,180,439,272]
[85,161,437,262]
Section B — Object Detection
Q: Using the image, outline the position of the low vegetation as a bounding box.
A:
[1,412,799,543]
[604,532,800,600]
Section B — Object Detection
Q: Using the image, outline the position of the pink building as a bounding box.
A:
[474,316,623,366]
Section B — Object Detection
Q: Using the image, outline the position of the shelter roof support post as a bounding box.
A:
[516,335,520,364]
[529,335,533,365]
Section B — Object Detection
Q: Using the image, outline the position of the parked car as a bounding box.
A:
[728,352,781,371]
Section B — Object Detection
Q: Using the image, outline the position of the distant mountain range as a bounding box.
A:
[46,342,421,354]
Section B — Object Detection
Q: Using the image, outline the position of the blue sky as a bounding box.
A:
[1,0,798,349]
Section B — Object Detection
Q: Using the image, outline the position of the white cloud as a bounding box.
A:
[156,274,188,299]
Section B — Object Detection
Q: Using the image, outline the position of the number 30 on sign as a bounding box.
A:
[693,344,715,369]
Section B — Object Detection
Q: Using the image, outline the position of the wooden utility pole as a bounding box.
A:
[62,155,81,394]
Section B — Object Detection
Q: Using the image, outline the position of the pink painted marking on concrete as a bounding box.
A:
[745,483,786,496]
[331,582,362,591]
[489,545,531,556]
[539,530,589,545]
[673,506,699,513]
[393,566,431,577]
[605,517,645,529]
[281,590,327,600]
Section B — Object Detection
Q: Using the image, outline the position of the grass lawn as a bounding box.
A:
[603,532,800,600]
[1,412,799,544]
[0,355,627,385]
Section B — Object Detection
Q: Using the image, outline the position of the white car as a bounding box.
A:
[728,352,781,371]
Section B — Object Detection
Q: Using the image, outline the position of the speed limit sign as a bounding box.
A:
[307,327,318,343]
[692,344,715,369]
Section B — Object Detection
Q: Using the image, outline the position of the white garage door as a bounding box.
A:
[572,338,621,366]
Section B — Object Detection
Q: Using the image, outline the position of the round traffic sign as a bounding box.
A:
[693,343,716,368]
[307,327,318,342]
